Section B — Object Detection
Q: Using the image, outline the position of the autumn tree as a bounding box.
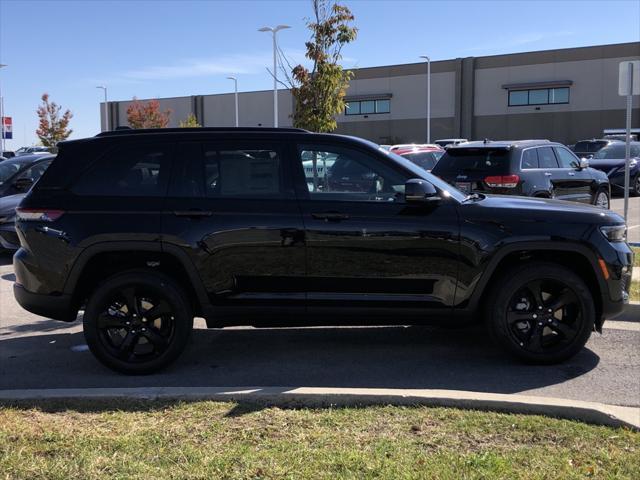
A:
[280,0,357,133]
[36,93,73,147]
[179,113,201,128]
[126,98,171,129]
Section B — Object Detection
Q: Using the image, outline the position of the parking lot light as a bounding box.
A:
[259,25,290,128]
[419,56,431,144]
[96,85,108,131]
[227,76,239,127]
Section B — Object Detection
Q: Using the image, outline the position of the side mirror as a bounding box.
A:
[579,157,590,169]
[405,178,441,204]
[587,154,594,160]
[13,177,34,192]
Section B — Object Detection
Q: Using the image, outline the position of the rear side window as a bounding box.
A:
[400,151,442,170]
[521,149,539,169]
[72,144,172,196]
[537,147,559,169]
[432,148,511,176]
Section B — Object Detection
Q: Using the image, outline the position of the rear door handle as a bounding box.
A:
[568,172,575,176]
[311,212,350,222]
[173,210,213,218]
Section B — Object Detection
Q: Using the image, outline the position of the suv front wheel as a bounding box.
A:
[83,270,193,374]
[486,262,595,364]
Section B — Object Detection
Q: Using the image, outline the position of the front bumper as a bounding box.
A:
[13,283,76,321]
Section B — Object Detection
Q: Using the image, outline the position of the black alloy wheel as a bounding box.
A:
[83,271,193,374]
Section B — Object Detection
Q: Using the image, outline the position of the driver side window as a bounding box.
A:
[554,147,579,169]
[297,144,407,202]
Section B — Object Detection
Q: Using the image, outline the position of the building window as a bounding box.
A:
[345,99,391,115]
[508,87,569,106]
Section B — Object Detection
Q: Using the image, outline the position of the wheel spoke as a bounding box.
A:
[121,287,140,316]
[547,288,574,313]
[141,327,169,351]
[507,310,534,324]
[526,281,545,309]
[143,300,172,321]
[97,312,127,329]
[117,331,139,360]
[526,323,544,350]
[548,319,574,338]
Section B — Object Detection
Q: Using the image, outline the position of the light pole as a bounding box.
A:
[96,85,108,131]
[0,64,7,153]
[227,76,239,127]
[259,24,290,128]
[420,55,431,144]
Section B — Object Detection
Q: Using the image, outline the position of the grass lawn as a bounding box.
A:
[0,401,638,479]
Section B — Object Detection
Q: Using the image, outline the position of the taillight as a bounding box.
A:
[16,208,65,222]
[484,175,520,188]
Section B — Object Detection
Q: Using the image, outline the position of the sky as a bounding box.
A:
[0,0,639,149]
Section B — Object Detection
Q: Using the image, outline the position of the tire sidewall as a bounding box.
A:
[83,270,193,374]
[594,188,610,209]
[487,263,595,364]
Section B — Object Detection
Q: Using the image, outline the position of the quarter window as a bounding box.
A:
[521,149,539,169]
[508,87,570,106]
[345,99,391,115]
[72,144,171,196]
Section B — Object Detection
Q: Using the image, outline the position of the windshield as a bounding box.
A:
[0,160,26,185]
[593,144,640,159]
[574,141,607,153]
[400,151,443,170]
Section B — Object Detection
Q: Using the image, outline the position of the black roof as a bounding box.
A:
[447,139,555,150]
[95,127,309,137]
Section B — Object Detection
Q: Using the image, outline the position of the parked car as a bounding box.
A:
[431,140,611,208]
[0,154,55,198]
[13,128,633,373]
[0,156,54,251]
[572,139,621,158]
[1,151,15,159]
[14,146,53,156]
[395,146,444,172]
[434,138,468,148]
[587,142,640,196]
[389,143,438,152]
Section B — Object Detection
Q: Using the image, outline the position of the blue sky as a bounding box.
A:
[0,0,638,148]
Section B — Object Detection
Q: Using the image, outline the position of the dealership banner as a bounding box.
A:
[1,117,11,139]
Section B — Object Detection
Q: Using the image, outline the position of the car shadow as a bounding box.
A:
[0,254,13,267]
[0,324,600,398]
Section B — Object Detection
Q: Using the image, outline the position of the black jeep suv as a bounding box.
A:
[431,140,611,208]
[13,128,633,374]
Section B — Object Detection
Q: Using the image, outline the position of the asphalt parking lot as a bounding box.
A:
[0,251,638,407]
[611,196,640,244]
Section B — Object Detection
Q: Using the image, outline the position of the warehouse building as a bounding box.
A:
[102,41,639,145]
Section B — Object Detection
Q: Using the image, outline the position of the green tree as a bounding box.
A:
[126,98,171,129]
[281,0,357,133]
[35,93,73,147]
[179,113,201,128]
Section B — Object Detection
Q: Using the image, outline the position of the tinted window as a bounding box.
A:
[298,144,407,202]
[360,101,375,114]
[72,144,171,196]
[16,160,52,182]
[521,149,539,169]
[537,147,559,168]
[376,99,390,113]
[432,148,511,175]
[345,102,360,115]
[550,87,569,104]
[169,143,205,197]
[529,89,548,105]
[574,141,607,153]
[554,147,579,168]
[203,145,281,197]
[593,144,637,159]
[0,160,26,184]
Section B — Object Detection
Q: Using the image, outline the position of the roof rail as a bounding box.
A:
[95,126,309,137]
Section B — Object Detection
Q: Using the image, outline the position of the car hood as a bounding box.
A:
[465,194,623,225]
[0,193,25,216]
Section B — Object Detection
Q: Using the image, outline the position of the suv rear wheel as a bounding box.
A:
[83,270,193,374]
[486,262,595,364]
[593,188,610,209]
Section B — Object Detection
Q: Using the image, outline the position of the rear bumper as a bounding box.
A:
[13,283,76,321]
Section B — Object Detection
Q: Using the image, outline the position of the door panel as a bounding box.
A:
[553,146,592,202]
[294,143,461,316]
[162,141,306,308]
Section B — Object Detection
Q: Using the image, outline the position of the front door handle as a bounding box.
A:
[568,172,575,176]
[311,212,350,222]
[173,210,213,218]
[544,172,552,176]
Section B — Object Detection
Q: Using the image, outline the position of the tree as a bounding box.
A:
[179,113,201,128]
[280,0,357,133]
[36,93,73,147]
[126,98,171,129]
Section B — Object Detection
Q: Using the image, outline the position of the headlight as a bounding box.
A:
[630,159,638,168]
[600,225,627,242]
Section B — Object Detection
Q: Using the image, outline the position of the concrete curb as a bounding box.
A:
[0,386,638,431]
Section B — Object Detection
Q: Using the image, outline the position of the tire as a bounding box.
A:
[632,173,640,197]
[593,188,610,209]
[83,270,193,374]
[485,262,595,364]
